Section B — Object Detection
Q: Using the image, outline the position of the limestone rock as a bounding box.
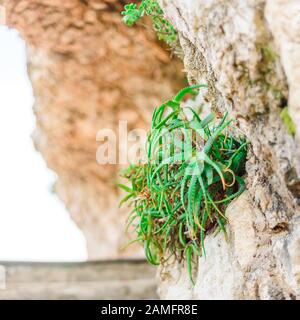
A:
[158,0,300,299]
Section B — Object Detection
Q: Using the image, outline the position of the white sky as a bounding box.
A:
[0,26,87,262]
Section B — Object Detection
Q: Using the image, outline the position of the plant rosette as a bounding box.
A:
[119,85,248,284]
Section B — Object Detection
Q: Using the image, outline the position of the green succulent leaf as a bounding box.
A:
[119,85,248,285]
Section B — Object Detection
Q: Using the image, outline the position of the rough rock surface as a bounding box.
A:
[1,0,184,259]
[158,0,300,299]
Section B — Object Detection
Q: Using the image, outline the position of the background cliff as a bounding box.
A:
[1,0,184,259]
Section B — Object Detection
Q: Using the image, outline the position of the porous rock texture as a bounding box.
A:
[158,0,300,299]
[1,0,184,259]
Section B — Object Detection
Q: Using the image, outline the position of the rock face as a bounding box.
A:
[158,0,300,299]
[1,0,184,259]
[0,260,158,299]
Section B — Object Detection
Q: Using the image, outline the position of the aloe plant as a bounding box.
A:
[119,85,248,283]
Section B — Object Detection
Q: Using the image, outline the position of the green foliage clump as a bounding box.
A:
[280,107,296,136]
[119,85,248,284]
[121,0,178,47]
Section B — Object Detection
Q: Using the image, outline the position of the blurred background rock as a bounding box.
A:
[0,0,184,260]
